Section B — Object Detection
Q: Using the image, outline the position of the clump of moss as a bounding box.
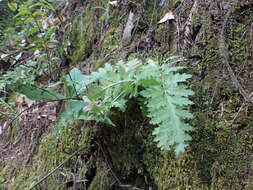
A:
[154,153,208,190]
[87,163,113,190]
[0,165,10,188]
[101,27,122,54]
[2,122,94,190]
[226,6,253,92]
[69,3,99,64]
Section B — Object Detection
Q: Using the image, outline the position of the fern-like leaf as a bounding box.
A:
[140,62,193,155]
[56,58,194,155]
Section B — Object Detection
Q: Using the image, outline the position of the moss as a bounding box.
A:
[87,165,112,190]
[226,5,253,92]
[4,1,253,190]
[91,58,106,71]
[69,3,99,64]
[102,106,146,175]
[192,13,202,27]
[154,154,208,190]
[102,27,121,52]
[0,165,10,187]
[2,122,94,190]
[99,27,123,62]
[209,126,253,190]
[162,0,182,10]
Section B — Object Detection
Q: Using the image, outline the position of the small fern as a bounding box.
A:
[13,57,194,155]
[139,60,194,155]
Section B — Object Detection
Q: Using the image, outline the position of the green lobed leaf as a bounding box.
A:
[62,68,97,97]
[54,100,87,133]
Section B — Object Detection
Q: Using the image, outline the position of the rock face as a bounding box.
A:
[1,0,253,189]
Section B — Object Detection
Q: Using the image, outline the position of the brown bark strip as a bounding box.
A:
[182,0,199,54]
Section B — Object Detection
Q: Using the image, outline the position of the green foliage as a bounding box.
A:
[0,59,54,93]
[7,2,18,12]
[2,0,56,48]
[0,98,16,119]
[0,60,36,90]
[139,60,194,155]
[10,85,65,100]
[0,1,14,44]
[93,1,116,22]
[0,0,63,102]
[54,58,194,155]
[7,57,192,155]
[0,0,193,157]
[61,68,97,97]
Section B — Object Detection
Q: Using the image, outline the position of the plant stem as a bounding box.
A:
[102,80,134,92]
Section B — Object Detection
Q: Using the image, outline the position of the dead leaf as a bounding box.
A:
[0,54,9,59]
[122,11,135,43]
[158,11,175,24]
[108,1,118,7]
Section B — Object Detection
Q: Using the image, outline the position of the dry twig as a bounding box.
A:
[28,145,91,190]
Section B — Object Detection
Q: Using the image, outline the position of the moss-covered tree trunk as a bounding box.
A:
[2,0,253,189]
